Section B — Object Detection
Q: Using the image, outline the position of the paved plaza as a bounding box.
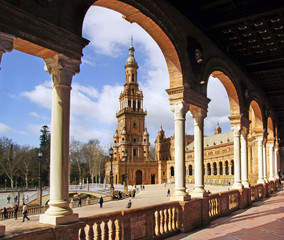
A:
[0,183,283,239]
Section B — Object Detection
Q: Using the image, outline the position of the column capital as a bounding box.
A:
[257,136,263,144]
[268,143,274,149]
[44,53,81,87]
[0,32,15,70]
[170,101,188,117]
[189,106,207,119]
[233,125,241,136]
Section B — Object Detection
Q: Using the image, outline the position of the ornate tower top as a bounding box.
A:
[214,122,222,135]
[125,37,138,70]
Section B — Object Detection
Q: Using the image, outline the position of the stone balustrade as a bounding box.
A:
[1,180,279,239]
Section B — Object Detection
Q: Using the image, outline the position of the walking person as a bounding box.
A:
[126,199,132,208]
[7,195,11,204]
[22,203,30,222]
[2,207,8,219]
[78,197,82,207]
[14,204,18,220]
[167,188,171,197]
[98,196,103,208]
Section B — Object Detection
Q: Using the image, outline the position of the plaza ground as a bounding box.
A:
[1,183,283,239]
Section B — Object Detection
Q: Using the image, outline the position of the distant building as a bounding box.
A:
[105,42,158,185]
[155,123,237,185]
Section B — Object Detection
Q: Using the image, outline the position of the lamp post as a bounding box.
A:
[109,147,114,199]
[38,150,43,206]
[123,151,128,194]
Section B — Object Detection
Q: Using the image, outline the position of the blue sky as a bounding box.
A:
[0,6,230,149]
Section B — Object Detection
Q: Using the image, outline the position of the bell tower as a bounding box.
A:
[105,40,157,186]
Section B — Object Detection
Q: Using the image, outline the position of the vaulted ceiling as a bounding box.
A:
[168,0,284,146]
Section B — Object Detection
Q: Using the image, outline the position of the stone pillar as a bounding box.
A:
[131,99,133,108]
[229,164,233,175]
[232,125,243,189]
[257,137,265,184]
[40,54,80,225]
[211,167,214,176]
[136,99,138,109]
[268,144,275,180]
[170,102,190,201]
[223,165,226,175]
[241,129,250,188]
[190,108,207,198]
[263,140,268,182]
[204,167,208,176]
[217,166,220,176]
[0,32,15,70]
[274,147,279,179]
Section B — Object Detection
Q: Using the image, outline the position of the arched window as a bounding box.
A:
[134,138,136,142]
[133,149,136,156]
[189,165,193,175]
[133,122,136,128]
[170,166,174,176]
[132,74,134,82]
[131,88,134,93]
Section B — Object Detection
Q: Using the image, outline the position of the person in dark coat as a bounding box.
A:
[126,199,132,208]
[14,204,18,220]
[2,207,8,219]
[98,196,103,208]
[78,197,82,207]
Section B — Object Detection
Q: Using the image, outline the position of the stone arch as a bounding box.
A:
[213,162,217,175]
[91,0,184,90]
[249,99,264,132]
[202,58,243,116]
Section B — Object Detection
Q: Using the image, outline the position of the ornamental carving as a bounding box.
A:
[0,32,15,70]
[44,54,81,87]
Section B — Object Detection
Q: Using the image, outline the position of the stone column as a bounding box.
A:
[229,164,233,175]
[232,125,243,189]
[223,165,226,175]
[263,140,268,182]
[257,137,265,184]
[274,147,279,179]
[241,128,250,188]
[268,144,275,180]
[0,32,15,70]
[170,102,190,201]
[40,54,80,225]
[190,108,207,198]
[211,167,214,176]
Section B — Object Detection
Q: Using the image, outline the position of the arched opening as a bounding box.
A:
[135,170,143,185]
[225,161,229,175]
[207,163,211,175]
[230,160,234,175]
[151,174,155,184]
[170,166,174,177]
[248,100,264,184]
[188,165,193,176]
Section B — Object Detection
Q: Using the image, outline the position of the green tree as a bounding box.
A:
[39,125,50,186]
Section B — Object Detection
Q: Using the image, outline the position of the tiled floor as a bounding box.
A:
[167,185,284,240]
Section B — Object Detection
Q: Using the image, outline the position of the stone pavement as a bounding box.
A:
[167,185,284,240]
[1,183,283,239]
[0,184,228,235]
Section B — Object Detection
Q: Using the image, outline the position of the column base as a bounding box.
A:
[232,182,244,190]
[40,213,79,226]
[191,187,208,198]
[241,181,250,188]
[0,225,5,237]
[170,194,191,201]
[263,178,268,183]
[257,179,266,184]
[269,177,275,181]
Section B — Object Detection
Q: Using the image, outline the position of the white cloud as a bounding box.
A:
[29,112,49,120]
[20,81,52,109]
[0,122,26,135]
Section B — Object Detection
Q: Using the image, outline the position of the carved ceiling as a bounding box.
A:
[168,0,284,145]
